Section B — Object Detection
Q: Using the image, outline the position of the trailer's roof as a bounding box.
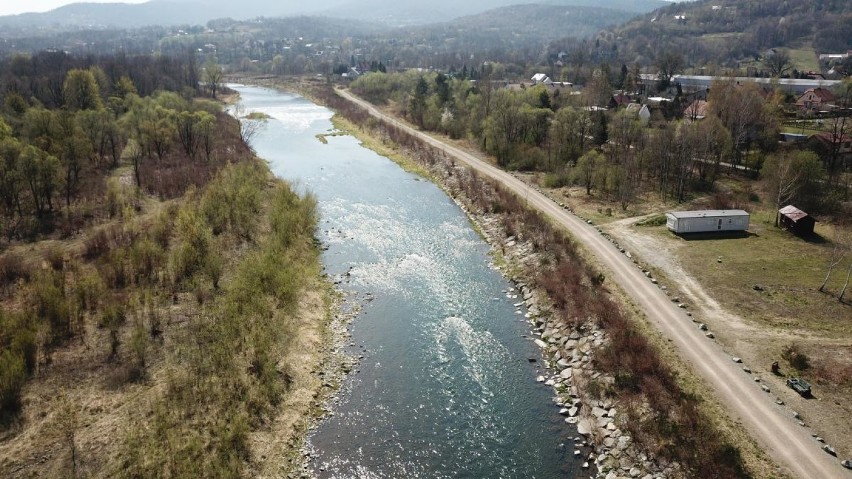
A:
[666,210,750,219]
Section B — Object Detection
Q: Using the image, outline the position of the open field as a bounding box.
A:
[788,46,821,74]
[575,191,852,467]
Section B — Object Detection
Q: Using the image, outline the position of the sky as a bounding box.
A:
[0,0,148,16]
[0,0,690,17]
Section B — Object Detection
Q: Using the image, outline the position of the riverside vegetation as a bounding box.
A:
[313,84,760,478]
[0,54,325,477]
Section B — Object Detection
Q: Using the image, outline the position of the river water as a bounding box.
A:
[233,85,577,478]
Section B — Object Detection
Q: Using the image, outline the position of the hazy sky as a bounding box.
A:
[0,0,148,16]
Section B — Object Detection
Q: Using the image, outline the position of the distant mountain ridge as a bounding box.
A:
[0,0,666,30]
[414,4,637,44]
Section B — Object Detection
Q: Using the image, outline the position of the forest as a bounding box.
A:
[0,51,322,477]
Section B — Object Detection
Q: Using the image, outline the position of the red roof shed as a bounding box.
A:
[778,205,816,236]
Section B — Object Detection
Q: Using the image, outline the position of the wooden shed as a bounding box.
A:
[665,210,750,234]
[778,205,816,236]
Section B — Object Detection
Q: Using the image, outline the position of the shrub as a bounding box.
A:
[169,207,213,285]
[0,350,27,419]
[101,300,126,362]
[150,205,177,248]
[200,162,266,239]
[74,269,106,312]
[105,178,130,218]
[128,318,148,381]
[636,214,667,227]
[0,311,38,374]
[541,171,572,188]
[84,229,112,259]
[45,246,66,271]
[782,343,810,371]
[101,251,130,289]
[29,269,72,344]
[129,238,165,285]
[0,253,30,288]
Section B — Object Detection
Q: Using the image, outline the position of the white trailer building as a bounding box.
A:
[665,210,750,234]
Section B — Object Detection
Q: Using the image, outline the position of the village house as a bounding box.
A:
[624,103,650,124]
[683,99,709,121]
[608,92,632,109]
[795,87,835,111]
[531,73,553,85]
[807,132,852,170]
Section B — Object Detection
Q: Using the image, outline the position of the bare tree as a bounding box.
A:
[840,262,851,302]
[763,50,793,77]
[232,102,266,149]
[654,50,685,90]
[820,244,848,293]
[121,139,143,188]
[762,152,803,227]
[57,391,79,478]
[709,80,776,167]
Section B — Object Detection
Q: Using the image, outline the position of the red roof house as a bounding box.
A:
[795,88,835,110]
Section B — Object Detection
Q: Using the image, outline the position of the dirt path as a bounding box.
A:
[336,88,850,479]
[603,217,847,344]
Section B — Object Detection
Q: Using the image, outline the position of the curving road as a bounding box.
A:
[335,88,849,479]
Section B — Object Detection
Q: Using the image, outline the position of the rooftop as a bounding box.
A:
[667,210,750,219]
[779,205,813,222]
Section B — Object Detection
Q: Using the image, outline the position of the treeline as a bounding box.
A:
[0,51,247,241]
[315,83,749,477]
[0,50,251,423]
[351,71,850,214]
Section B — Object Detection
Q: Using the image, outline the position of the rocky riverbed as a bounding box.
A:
[418,155,684,479]
[471,212,680,479]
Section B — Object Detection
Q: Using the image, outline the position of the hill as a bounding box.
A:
[0,0,664,31]
[326,0,663,26]
[574,0,852,72]
[407,4,638,50]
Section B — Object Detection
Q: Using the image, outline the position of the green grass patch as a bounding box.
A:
[782,126,822,136]
[787,47,820,73]
[635,214,667,227]
[245,111,271,120]
[674,207,851,336]
[315,128,346,145]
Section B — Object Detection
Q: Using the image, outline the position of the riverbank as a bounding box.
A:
[329,109,671,478]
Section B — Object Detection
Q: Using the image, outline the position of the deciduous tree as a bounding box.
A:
[203,59,224,99]
[761,151,823,226]
[63,69,103,111]
[763,50,793,77]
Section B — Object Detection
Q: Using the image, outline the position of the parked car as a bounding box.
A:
[786,377,812,397]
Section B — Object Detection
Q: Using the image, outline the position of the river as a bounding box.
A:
[232,84,578,478]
